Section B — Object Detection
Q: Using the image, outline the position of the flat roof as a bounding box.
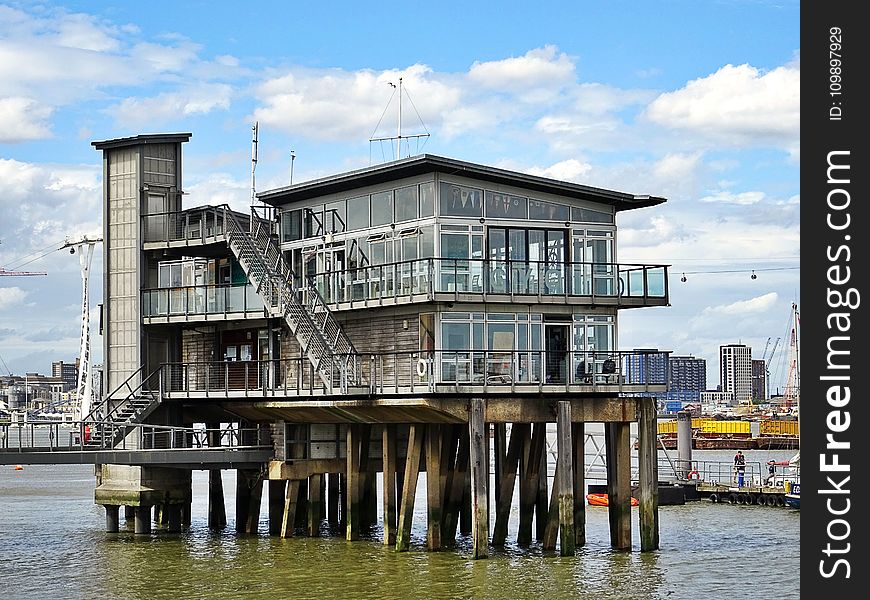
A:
[92,133,192,150]
[258,154,666,212]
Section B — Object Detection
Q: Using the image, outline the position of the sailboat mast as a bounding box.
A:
[793,302,800,415]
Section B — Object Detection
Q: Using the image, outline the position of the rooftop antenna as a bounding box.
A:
[290,150,296,185]
[369,76,430,163]
[251,122,259,209]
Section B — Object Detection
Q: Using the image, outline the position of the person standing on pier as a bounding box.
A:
[734,450,746,487]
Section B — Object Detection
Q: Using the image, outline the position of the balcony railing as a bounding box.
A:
[311,258,668,306]
[161,349,669,397]
[142,283,264,318]
[142,205,250,244]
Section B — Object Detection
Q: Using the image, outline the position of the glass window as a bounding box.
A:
[419,226,435,257]
[282,210,303,242]
[440,182,482,217]
[371,191,393,226]
[420,181,435,217]
[529,199,570,222]
[394,186,418,222]
[441,234,469,259]
[485,191,528,219]
[158,264,170,288]
[304,206,324,238]
[346,196,369,231]
[326,201,346,233]
[571,206,614,224]
[443,322,471,350]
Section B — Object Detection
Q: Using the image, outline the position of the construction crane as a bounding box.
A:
[762,336,780,401]
[59,235,103,420]
[0,269,47,276]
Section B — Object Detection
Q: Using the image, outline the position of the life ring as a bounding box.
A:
[687,469,699,480]
[416,358,427,378]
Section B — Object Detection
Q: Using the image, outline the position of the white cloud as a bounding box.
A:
[110,84,233,128]
[468,45,575,93]
[526,159,592,182]
[643,62,799,149]
[699,190,766,205]
[700,292,779,317]
[0,97,54,142]
[652,152,704,182]
[0,287,27,310]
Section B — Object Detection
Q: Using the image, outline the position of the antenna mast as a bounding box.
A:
[369,77,430,162]
[251,122,259,208]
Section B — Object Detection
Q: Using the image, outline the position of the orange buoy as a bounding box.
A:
[586,493,639,507]
[14,465,23,471]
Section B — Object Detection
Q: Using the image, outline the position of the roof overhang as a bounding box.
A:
[258,154,666,212]
[92,133,192,151]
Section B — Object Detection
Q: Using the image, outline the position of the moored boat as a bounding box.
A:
[587,493,639,507]
[783,482,800,509]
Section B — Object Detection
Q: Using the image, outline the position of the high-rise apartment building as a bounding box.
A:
[720,344,752,405]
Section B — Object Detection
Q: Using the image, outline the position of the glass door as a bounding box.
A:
[544,324,569,384]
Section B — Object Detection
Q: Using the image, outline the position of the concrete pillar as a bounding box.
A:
[105,505,120,533]
[469,398,489,559]
[676,410,692,479]
[134,505,152,535]
[639,397,660,551]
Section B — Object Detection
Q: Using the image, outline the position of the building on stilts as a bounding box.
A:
[88,133,670,556]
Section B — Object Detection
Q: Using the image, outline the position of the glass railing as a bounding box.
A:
[143,283,263,317]
[161,349,670,396]
[311,258,668,304]
[142,205,251,244]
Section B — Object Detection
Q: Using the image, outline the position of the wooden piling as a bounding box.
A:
[542,463,559,550]
[268,479,286,536]
[346,424,361,541]
[605,422,632,551]
[327,473,340,526]
[518,423,545,545]
[281,480,301,538]
[492,422,524,546]
[469,398,489,559]
[426,424,443,551]
[308,474,323,537]
[556,401,575,556]
[638,397,660,551]
[572,421,586,547]
[167,504,182,533]
[396,424,423,552]
[245,471,264,534]
[382,424,397,546]
[536,445,549,542]
[443,427,469,545]
[493,423,507,506]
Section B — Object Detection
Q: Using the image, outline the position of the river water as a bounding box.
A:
[0,443,798,600]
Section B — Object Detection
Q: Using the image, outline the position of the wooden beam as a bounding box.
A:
[327,472,339,526]
[469,398,489,559]
[280,480,301,538]
[382,424,398,546]
[638,397,659,551]
[542,462,559,550]
[492,422,525,546]
[493,423,507,506]
[556,401,575,556]
[536,441,549,541]
[396,424,423,552]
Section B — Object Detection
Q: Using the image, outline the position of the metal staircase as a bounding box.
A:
[81,366,162,449]
[224,209,360,390]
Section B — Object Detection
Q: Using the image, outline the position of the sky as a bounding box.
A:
[0,0,799,393]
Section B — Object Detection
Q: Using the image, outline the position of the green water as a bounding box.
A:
[0,449,799,599]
